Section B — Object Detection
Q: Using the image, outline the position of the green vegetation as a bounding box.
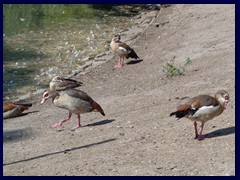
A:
[163,56,192,77]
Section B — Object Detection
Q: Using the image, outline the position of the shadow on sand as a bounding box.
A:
[126,59,143,65]
[3,138,116,166]
[85,119,115,127]
[205,126,235,139]
[3,127,35,143]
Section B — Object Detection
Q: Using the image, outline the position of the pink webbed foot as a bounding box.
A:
[194,135,199,139]
[114,64,122,68]
[197,135,205,141]
[70,125,81,131]
[51,122,63,129]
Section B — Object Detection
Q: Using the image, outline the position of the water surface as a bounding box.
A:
[3,4,140,100]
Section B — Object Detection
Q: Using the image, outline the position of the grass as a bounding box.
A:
[163,56,192,77]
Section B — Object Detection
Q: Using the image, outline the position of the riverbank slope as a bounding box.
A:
[3,4,235,176]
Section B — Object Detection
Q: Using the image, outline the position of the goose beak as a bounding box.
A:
[224,100,229,109]
[40,98,46,105]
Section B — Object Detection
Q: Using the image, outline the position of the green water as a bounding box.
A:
[3,4,140,100]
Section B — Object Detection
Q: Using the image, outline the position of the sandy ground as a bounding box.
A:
[3,4,235,176]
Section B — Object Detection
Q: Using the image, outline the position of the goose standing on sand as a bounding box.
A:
[3,101,32,119]
[41,89,105,131]
[49,76,83,91]
[170,90,229,141]
[110,34,140,68]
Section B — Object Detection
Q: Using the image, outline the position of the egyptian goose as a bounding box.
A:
[170,90,229,141]
[3,102,32,119]
[50,76,83,91]
[110,35,140,68]
[40,89,105,130]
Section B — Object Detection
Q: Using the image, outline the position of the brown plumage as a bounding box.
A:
[41,89,105,130]
[170,90,229,140]
[49,76,83,91]
[110,35,140,68]
[3,102,32,119]
[91,101,105,116]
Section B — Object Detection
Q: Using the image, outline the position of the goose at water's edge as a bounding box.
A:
[49,76,83,91]
[3,102,32,119]
[110,34,140,68]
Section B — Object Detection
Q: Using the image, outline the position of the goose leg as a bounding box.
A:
[120,57,125,67]
[197,122,205,141]
[71,114,81,131]
[114,57,121,68]
[52,112,72,128]
[194,121,199,139]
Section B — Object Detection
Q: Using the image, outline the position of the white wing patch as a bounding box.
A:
[192,105,220,121]
[119,47,127,52]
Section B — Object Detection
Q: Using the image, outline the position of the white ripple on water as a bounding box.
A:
[4,14,135,100]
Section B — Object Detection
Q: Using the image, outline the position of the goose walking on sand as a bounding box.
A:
[41,89,105,131]
[170,90,229,141]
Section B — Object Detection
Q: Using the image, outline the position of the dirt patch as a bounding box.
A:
[3,4,235,176]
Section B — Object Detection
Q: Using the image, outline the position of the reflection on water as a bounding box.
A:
[3,4,140,100]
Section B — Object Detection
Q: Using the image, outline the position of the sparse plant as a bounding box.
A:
[163,56,192,77]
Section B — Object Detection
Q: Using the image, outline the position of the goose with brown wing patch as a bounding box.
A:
[170,90,229,141]
[110,35,140,68]
[50,76,83,91]
[3,102,32,119]
[41,89,105,131]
